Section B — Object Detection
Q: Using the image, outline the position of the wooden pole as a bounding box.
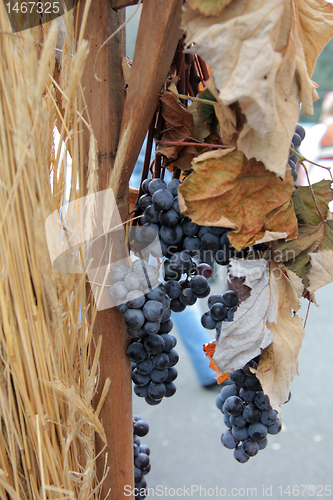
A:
[75,2,134,499]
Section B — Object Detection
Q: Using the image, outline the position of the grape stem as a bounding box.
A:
[176,93,217,106]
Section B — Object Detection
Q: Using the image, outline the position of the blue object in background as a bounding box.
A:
[129,139,216,387]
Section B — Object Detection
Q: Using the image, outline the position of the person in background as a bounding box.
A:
[298,92,333,186]
[129,143,218,387]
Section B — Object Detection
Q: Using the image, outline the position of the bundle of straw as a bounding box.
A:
[0,5,106,499]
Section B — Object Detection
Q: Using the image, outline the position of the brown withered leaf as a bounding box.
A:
[292,180,333,226]
[256,343,275,373]
[178,148,298,250]
[182,0,333,177]
[186,0,233,17]
[228,275,251,302]
[253,262,304,411]
[157,92,194,163]
[307,249,333,292]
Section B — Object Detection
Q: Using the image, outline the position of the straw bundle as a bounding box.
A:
[0,5,106,499]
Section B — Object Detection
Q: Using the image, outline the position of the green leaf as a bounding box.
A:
[197,88,220,140]
[292,180,333,225]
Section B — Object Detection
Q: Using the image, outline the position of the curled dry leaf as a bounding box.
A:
[307,249,333,292]
[181,0,333,177]
[178,148,298,249]
[212,258,276,373]
[186,0,233,17]
[253,262,304,411]
[256,343,275,373]
[203,343,229,384]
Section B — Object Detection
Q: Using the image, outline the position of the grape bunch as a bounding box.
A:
[133,415,150,500]
[136,178,248,267]
[216,357,288,463]
[109,262,179,405]
[200,290,240,340]
[288,123,306,182]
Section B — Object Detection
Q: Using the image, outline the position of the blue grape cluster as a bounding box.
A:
[288,123,306,182]
[133,415,150,499]
[109,261,179,405]
[137,178,248,266]
[216,358,288,463]
[200,291,240,340]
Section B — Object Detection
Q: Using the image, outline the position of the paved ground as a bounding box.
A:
[133,281,333,499]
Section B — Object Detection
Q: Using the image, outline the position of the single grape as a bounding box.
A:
[159,320,174,334]
[117,302,129,314]
[110,263,130,282]
[179,288,197,306]
[214,249,230,265]
[160,225,183,245]
[198,226,210,239]
[159,208,179,227]
[134,467,143,484]
[132,370,150,387]
[258,437,268,450]
[142,300,164,322]
[243,404,261,423]
[209,226,228,235]
[221,290,239,308]
[165,366,177,383]
[164,260,182,281]
[160,307,171,323]
[230,413,247,428]
[141,178,152,194]
[210,302,228,321]
[170,298,186,313]
[245,376,262,391]
[150,368,168,383]
[109,282,128,300]
[152,188,174,211]
[152,353,169,369]
[126,326,144,339]
[124,309,145,329]
[145,283,166,301]
[208,294,224,308]
[231,425,249,441]
[148,178,167,195]
[234,445,250,463]
[133,420,149,437]
[229,370,247,387]
[143,334,165,355]
[160,333,176,352]
[134,385,149,398]
[183,235,201,255]
[215,394,224,411]
[141,223,159,242]
[260,409,278,426]
[292,132,302,148]
[242,438,259,457]
[242,359,258,377]
[134,453,150,470]
[248,422,268,441]
[195,263,213,279]
[221,429,239,449]
[201,232,220,253]
[190,275,208,295]
[144,395,162,406]
[223,396,244,416]
[148,382,166,400]
[239,388,256,402]
[138,194,153,211]
[160,295,171,311]
[295,123,306,141]
[195,284,211,298]
[167,178,182,196]
[220,384,239,402]
[165,381,177,397]
[224,413,232,429]
[133,443,140,457]
[268,415,282,435]
[201,311,217,330]
[144,204,160,223]
[254,392,271,411]
[139,444,150,456]
[136,358,153,375]
[127,343,147,363]
[181,217,199,236]
[167,349,179,367]
[173,196,180,214]
[126,290,145,309]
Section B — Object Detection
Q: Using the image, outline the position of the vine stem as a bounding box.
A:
[157,140,235,149]
[300,161,326,221]
[176,93,217,106]
[303,300,311,329]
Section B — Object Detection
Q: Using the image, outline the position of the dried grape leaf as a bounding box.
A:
[253,262,304,411]
[178,148,298,249]
[187,0,233,17]
[182,0,333,177]
[197,88,220,140]
[256,343,275,373]
[307,249,333,292]
[203,343,229,384]
[292,180,333,225]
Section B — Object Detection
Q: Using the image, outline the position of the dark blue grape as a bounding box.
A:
[208,294,224,308]
[232,425,249,441]
[201,232,220,252]
[239,388,256,402]
[160,333,176,351]
[221,429,239,449]
[165,366,177,383]
[229,370,247,387]
[170,298,186,312]
[127,343,147,363]
[210,302,227,321]
[148,178,167,195]
[135,453,149,469]
[181,217,199,236]
[201,311,217,330]
[148,382,166,400]
[152,353,169,369]
[142,300,164,322]
[248,422,268,441]
[139,194,153,211]
[144,395,162,406]
[152,188,174,210]
[150,368,168,383]
[230,414,246,428]
[234,445,250,463]
[141,178,152,194]
[223,396,244,416]
[160,225,183,245]
[164,381,177,397]
[190,275,208,294]
[243,404,261,423]
[242,438,259,457]
[136,358,153,375]
[132,370,150,387]
[144,204,160,223]
[254,392,271,411]
[260,409,278,426]
[220,384,239,402]
[167,178,182,196]
[221,291,239,308]
[159,208,179,227]
[183,235,201,255]
[159,320,174,334]
[134,385,149,398]
[143,334,165,355]
[124,309,145,329]
[133,420,149,437]
[167,349,179,367]
[179,288,197,306]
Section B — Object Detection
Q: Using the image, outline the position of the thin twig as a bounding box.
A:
[177,93,216,106]
[303,300,311,329]
[300,162,326,221]
[157,140,235,149]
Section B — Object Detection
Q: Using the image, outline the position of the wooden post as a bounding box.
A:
[75,2,134,499]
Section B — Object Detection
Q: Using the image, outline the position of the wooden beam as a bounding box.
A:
[75,2,134,499]
[110,0,183,201]
[111,0,142,9]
